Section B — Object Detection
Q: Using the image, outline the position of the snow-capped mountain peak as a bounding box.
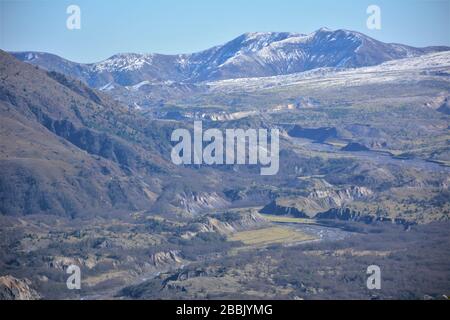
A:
[12,28,450,87]
[92,53,155,72]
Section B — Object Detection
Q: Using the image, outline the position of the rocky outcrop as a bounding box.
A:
[260,186,373,218]
[151,190,232,217]
[179,192,230,215]
[228,211,268,230]
[149,251,183,267]
[205,111,257,121]
[189,211,268,237]
[0,276,41,300]
[308,186,373,208]
[194,217,235,235]
[259,199,310,218]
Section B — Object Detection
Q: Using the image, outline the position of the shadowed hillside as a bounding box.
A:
[0,50,178,217]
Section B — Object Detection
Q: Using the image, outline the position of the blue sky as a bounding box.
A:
[1,0,449,63]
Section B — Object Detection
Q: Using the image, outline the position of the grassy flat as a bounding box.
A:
[230,226,315,247]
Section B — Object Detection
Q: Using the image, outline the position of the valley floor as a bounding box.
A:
[1,210,449,300]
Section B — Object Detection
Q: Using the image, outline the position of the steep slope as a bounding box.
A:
[0,50,177,217]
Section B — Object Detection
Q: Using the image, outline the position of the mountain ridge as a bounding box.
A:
[11,28,450,89]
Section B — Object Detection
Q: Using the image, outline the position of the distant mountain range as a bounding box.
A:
[11,28,449,89]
